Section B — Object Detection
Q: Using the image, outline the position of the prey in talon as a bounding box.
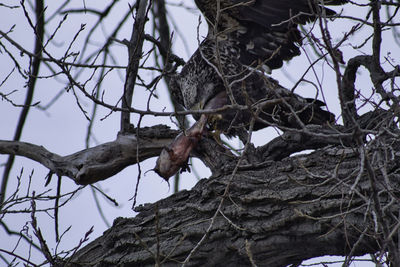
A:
[154,114,208,181]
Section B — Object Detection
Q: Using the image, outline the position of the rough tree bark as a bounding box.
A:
[0,125,178,185]
[61,121,400,266]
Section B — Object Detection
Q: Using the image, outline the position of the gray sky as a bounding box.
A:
[0,0,395,266]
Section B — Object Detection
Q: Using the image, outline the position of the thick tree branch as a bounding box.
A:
[0,125,178,185]
[63,134,400,267]
[0,123,361,187]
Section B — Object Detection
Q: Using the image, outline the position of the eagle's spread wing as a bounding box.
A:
[195,0,346,69]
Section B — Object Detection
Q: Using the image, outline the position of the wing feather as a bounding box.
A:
[195,0,346,69]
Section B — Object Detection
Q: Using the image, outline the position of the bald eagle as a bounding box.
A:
[155,0,346,179]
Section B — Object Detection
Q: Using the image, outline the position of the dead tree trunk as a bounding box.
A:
[64,127,400,266]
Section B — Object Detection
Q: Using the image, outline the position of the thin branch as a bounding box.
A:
[1,0,45,208]
[121,0,149,133]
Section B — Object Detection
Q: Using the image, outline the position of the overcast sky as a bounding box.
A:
[0,0,395,266]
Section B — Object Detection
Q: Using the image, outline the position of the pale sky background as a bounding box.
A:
[0,0,397,266]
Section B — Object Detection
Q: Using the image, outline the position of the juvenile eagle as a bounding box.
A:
[155,0,346,179]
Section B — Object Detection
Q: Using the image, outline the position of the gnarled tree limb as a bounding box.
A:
[0,125,178,185]
[63,133,400,266]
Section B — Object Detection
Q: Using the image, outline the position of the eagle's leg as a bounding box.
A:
[154,114,208,181]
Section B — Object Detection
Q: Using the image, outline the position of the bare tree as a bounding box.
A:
[0,0,399,266]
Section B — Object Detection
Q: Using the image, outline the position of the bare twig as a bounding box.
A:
[0,0,45,208]
[121,0,149,133]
